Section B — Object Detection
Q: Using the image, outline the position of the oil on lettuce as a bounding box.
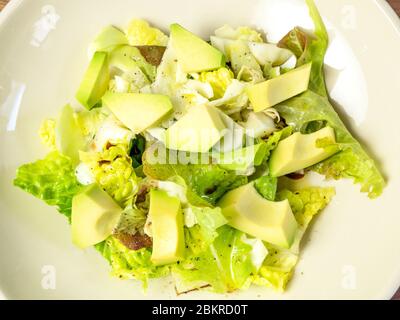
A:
[275,0,385,198]
[13,151,82,220]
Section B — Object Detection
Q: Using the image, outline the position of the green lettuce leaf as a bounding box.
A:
[96,236,168,288]
[254,186,335,291]
[125,19,168,46]
[185,205,227,254]
[79,144,139,207]
[13,151,82,220]
[275,0,385,198]
[143,150,247,205]
[173,225,254,293]
[254,175,277,201]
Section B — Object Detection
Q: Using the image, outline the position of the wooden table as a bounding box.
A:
[0,0,399,300]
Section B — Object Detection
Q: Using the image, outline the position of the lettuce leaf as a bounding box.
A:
[13,151,82,220]
[200,67,234,99]
[96,236,168,288]
[275,0,385,198]
[254,186,335,291]
[254,175,277,201]
[143,150,247,205]
[79,145,139,207]
[125,19,168,46]
[185,205,227,253]
[173,225,254,293]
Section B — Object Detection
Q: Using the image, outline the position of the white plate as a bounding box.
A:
[1,0,400,300]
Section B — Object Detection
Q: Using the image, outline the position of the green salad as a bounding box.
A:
[14,0,385,294]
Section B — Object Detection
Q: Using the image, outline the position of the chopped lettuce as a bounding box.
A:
[96,236,168,287]
[125,19,168,46]
[13,151,82,220]
[215,25,264,43]
[200,67,234,99]
[275,0,385,198]
[185,205,227,253]
[254,175,277,201]
[143,150,248,205]
[79,145,139,207]
[254,186,335,291]
[173,225,254,293]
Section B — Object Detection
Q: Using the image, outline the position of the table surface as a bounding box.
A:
[0,0,399,301]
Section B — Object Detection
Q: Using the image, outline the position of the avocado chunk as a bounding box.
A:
[76,52,109,110]
[88,25,128,58]
[246,62,312,112]
[165,105,227,153]
[269,126,339,177]
[214,143,268,172]
[71,184,123,248]
[170,23,225,73]
[110,45,156,82]
[102,92,173,133]
[149,189,185,266]
[218,182,297,248]
[56,104,86,165]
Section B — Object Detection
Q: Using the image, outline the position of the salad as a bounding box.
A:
[14,0,385,294]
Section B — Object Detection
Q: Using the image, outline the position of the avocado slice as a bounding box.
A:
[170,23,225,73]
[218,182,298,248]
[269,126,339,177]
[88,25,128,58]
[149,189,185,266]
[214,143,268,172]
[55,104,86,165]
[71,184,123,248]
[165,105,227,153]
[246,62,312,112]
[102,92,173,133]
[76,51,110,110]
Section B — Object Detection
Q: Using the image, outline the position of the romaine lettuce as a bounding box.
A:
[96,236,168,288]
[125,19,168,46]
[173,225,254,293]
[143,152,248,205]
[275,0,385,198]
[13,151,82,220]
[79,145,139,207]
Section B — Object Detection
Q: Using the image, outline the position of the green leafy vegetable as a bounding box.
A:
[125,19,168,46]
[143,148,247,205]
[254,175,277,201]
[79,145,139,207]
[185,205,227,253]
[173,225,254,293]
[275,0,385,198]
[96,236,168,287]
[13,152,82,220]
